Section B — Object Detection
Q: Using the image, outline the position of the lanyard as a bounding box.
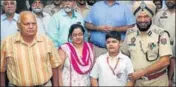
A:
[107,57,120,75]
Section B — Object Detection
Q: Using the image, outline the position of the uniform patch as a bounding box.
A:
[131,37,136,44]
[161,38,167,45]
[129,37,136,46]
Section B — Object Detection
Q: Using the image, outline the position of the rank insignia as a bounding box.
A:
[147,31,152,36]
[161,38,167,45]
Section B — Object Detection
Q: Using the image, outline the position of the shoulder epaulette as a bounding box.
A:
[127,29,137,35]
[152,28,163,35]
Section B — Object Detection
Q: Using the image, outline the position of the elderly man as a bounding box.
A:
[1,0,19,41]
[85,0,135,58]
[121,1,173,86]
[0,11,61,86]
[48,0,87,48]
[29,0,51,35]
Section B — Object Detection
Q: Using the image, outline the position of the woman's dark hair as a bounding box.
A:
[105,31,121,41]
[68,23,85,41]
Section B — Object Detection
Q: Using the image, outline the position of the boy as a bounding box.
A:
[90,31,134,86]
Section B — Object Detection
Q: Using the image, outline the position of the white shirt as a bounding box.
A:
[1,13,19,41]
[35,12,51,35]
[90,52,134,86]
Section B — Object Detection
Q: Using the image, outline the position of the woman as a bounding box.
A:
[58,24,94,86]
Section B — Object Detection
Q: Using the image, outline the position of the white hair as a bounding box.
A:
[1,0,17,7]
[17,11,36,23]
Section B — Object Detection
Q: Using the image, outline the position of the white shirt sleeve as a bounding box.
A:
[90,58,100,79]
[125,57,134,81]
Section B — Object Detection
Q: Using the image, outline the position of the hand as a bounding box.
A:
[128,69,145,81]
[106,25,114,31]
[96,25,109,32]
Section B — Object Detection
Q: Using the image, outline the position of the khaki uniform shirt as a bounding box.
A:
[153,9,175,56]
[120,25,173,86]
[1,33,61,86]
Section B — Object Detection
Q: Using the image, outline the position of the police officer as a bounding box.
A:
[120,1,173,86]
[153,0,175,86]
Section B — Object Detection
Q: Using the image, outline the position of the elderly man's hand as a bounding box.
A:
[128,69,145,81]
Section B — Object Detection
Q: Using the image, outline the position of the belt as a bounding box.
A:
[11,81,49,87]
[140,70,166,80]
[34,81,48,87]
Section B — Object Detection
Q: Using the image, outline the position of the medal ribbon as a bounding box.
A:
[107,57,120,75]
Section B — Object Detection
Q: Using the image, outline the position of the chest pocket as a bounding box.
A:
[146,34,160,61]
[147,42,159,61]
[42,48,51,66]
[159,16,168,27]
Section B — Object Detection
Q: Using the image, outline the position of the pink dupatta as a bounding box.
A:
[66,42,94,74]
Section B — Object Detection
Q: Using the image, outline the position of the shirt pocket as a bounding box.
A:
[128,45,136,56]
[114,64,126,79]
[159,18,167,26]
[147,42,159,61]
[43,50,52,73]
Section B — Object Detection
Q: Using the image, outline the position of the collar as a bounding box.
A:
[61,9,77,18]
[135,25,153,36]
[2,13,19,21]
[107,51,122,60]
[14,33,43,44]
[104,0,120,6]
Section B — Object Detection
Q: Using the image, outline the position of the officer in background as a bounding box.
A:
[153,0,175,86]
[120,1,173,86]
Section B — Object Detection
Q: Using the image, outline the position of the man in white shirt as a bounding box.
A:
[90,31,134,86]
[29,0,51,35]
[1,0,19,41]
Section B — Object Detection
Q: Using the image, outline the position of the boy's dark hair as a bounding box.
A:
[105,31,121,41]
